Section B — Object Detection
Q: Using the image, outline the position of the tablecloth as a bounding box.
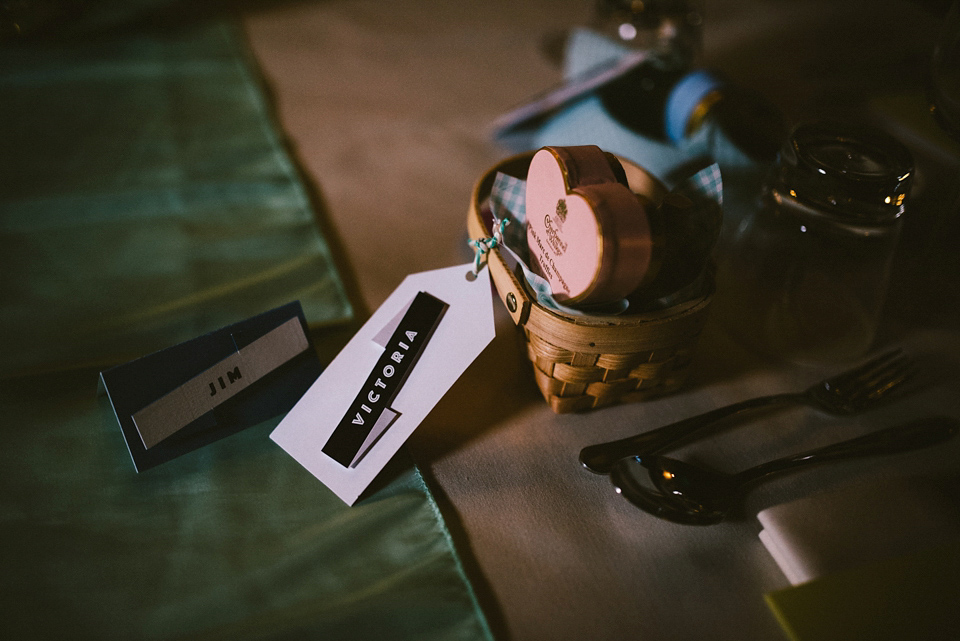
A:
[242,2,960,639]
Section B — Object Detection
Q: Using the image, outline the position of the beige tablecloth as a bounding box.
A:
[244,1,960,639]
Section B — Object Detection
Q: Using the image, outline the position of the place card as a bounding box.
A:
[99,301,322,472]
[270,264,496,505]
[131,317,309,449]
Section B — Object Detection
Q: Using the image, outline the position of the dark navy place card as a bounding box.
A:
[99,301,322,472]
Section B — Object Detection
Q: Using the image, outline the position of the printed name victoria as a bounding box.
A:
[321,291,448,467]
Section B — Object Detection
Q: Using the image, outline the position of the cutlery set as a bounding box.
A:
[579,349,958,524]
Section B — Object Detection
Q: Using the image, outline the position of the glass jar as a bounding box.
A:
[718,122,914,365]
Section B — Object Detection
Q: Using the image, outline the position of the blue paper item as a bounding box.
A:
[493,28,765,190]
[98,301,322,472]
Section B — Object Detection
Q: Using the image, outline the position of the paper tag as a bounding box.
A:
[270,264,496,505]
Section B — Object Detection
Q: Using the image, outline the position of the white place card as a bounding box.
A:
[270,264,497,505]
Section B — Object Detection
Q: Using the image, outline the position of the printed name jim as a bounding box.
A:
[321,291,448,467]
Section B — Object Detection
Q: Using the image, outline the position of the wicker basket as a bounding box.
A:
[468,151,713,413]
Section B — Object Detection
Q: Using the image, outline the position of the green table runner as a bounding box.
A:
[2,372,492,640]
[0,18,492,641]
[0,17,352,378]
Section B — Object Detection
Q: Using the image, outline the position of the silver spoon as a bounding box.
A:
[610,416,959,525]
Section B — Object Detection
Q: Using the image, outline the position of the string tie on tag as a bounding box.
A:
[468,218,508,277]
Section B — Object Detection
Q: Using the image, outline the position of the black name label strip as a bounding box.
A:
[322,291,448,467]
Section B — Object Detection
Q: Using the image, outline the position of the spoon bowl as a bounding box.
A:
[613,457,730,525]
[611,416,959,525]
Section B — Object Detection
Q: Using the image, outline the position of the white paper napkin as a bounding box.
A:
[757,476,960,585]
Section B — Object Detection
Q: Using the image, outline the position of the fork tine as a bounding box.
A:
[845,355,914,402]
[872,364,916,398]
[824,348,903,391]
[853,353,910,388]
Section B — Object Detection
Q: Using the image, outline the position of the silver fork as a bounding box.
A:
[580,349,915,474]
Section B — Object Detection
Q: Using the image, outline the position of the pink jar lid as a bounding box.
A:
[525,145,657,306]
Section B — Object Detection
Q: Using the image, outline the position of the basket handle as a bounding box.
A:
[467,152,537,328]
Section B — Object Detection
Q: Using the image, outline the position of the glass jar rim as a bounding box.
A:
[772,121,914,221]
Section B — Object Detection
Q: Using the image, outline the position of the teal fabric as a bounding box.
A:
[1,1,240,40]
[0,18,493,641]
[0,19,352,378]
[2,372,492,640]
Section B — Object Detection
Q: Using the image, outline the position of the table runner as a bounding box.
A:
[0,15,353,378]
[0,16,492,640]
